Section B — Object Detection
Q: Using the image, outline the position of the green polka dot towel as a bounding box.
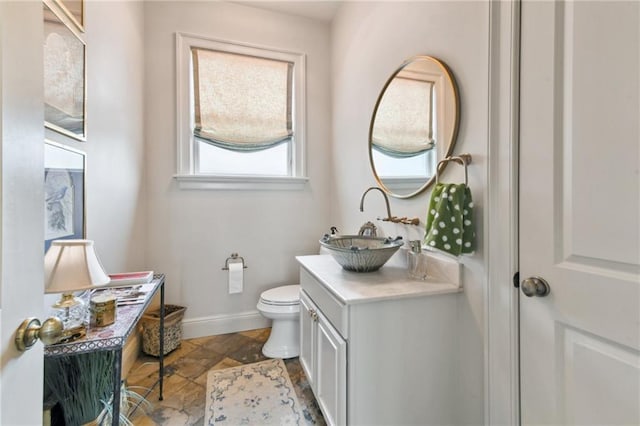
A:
[424,183,475,256]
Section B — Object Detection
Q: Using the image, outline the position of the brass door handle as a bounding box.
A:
[15,317,63,351]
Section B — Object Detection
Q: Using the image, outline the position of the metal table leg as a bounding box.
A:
[112,348,123,426]
[159,281,165,400]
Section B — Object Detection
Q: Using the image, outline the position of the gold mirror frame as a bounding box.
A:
[368,55,460,199]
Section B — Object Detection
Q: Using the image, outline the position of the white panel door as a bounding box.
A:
[0,1,47,424]
[520,1,640,425]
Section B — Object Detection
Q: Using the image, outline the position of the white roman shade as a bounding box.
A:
[192,48,293,151]
[372,77,435,158]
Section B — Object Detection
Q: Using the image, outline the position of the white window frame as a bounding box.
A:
[175,32,308,190]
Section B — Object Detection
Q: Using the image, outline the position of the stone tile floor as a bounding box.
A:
[127,328,325,425]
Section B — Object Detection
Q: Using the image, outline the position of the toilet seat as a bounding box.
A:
[259,284,300,306]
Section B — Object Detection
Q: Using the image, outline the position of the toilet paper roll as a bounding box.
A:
[228,262,243,294]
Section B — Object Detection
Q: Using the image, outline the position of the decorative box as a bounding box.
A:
[90,294,116,327]
[141,304,186,356]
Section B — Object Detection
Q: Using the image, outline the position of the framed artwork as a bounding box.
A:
[53,0,84,32]
[44,2,87,141]
[44,141,86,253]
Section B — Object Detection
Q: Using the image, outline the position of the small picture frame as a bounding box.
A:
[44,2,87,141]
[44,141,86,253]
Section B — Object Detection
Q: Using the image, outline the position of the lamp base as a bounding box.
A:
[51,292,83,310]
[50,292,89,332]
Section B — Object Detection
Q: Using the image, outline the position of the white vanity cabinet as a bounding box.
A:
[299,290,346,426]
[297,254,462,426]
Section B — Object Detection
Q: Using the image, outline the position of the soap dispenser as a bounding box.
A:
[407,240,429,280]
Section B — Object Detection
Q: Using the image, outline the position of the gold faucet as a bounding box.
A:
[359,186,421,225]
[359,187,392,221]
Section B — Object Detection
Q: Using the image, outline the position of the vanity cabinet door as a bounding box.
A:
[300,289,347,426]
[299,291,317,390]
[316,312,347,426]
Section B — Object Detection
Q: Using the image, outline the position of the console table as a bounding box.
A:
[44,274,165,425]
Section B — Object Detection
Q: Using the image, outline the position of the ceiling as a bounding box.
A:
[234,1,343,23]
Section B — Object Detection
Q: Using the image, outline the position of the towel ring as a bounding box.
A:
[436,153,472,185]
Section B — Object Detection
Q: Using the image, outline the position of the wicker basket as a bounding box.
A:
[141,305,186,357]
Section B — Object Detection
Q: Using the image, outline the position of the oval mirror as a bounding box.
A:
[368,56,460,198]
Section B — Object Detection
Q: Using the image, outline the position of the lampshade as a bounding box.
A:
[44,239,110,294]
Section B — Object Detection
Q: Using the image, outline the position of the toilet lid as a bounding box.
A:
[260,285,300,306]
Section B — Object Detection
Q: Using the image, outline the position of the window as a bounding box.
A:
[176,34,307,190]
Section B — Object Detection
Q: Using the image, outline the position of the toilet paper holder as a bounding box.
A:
[222,253,248,270]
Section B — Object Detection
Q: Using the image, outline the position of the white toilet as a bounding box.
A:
[256,284,301,359]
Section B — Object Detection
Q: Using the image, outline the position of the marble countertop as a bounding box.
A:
[296,254,462,305]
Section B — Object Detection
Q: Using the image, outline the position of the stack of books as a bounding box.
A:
[98,271,155,305]
[106,270,154,287]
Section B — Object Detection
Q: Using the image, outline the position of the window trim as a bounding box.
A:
[175,32,308,190]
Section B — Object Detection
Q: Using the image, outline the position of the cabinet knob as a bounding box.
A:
[308,309,318,321]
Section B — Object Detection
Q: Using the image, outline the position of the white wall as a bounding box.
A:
[330,2,489,424]
[143,1,332,335]
[44,1,147,273]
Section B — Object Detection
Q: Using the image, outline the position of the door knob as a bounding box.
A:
[521,276,551,297]
[15,317,64,351]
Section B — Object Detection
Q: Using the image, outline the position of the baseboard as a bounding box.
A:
[182,310,271,339]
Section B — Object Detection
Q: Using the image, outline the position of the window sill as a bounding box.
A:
[174,174,309,190]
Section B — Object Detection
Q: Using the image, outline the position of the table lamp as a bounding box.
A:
[44,239,110,332]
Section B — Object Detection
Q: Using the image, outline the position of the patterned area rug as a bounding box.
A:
[205,359,306,425]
